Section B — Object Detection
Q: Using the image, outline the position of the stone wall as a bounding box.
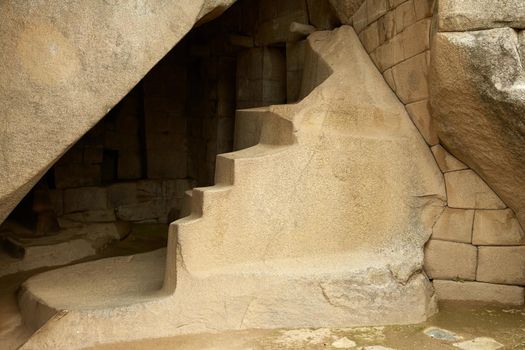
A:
[351,0,525,305]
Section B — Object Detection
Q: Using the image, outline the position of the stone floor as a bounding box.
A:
[82,301,525,350]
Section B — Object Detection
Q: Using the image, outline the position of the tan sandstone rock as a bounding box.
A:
[431,145,467,173]
[430,27,525,227]
[444,170,506,210]
[477,247,525,286]
[433,280,524,305]
[472,209,525,246]
[424,240,477,281]
[432,208,474,244]
[18,26,445,350]
[329,0,366,25]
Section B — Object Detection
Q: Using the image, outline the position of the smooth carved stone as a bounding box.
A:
[391,52,429,104]
[477,246,525,286]
[433,280,524,305]
[445,170,506,210]
[424,240,477,281]
[436,0,525,31]
[430,28,525,227]
[367,0,388,24]
[472,209,525,246]
[432,208,474,244]
[431,145,468,173]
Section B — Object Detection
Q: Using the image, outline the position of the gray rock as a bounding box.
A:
[430,27,525,228]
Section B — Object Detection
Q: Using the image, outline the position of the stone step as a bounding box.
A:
[18,248,165,332]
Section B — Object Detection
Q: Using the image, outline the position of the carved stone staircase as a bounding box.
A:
[18,26,446,350]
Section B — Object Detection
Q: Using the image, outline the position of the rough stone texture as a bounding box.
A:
[433,280,524,305]
[18,26,445,350]
[0,0,236,225]
[431,145,467,173]
[445,170,506,210]
[472,209,525,246]
[477,246,525,286]
[329,0,366,25]
[424,240,477,280]
[430,28,525,227]
[432,208,474,244]
[436,0,525,31]
[0,223,124,277]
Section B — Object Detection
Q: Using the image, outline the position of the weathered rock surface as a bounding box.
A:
[436,0,525,31]
[329,0,366,24]
[0,0,235,225]
[432,208,473,243]
[424,240,477,280]
[433,280,524,305]
[430,27,525,227]
[477,246,525,285]
[472,209,525,246]
[445,170,505,210]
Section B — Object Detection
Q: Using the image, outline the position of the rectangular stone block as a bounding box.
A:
[473,209,525,246]
[414,0,434,20]
[360,21,380,52]
[405,99,439,146]
[63,187,108,213]
[107,182,137,208]
[424,239,477,280]
[391,52,428,104]
[378,10,396,45]
[116,200,165,223]
[147,148,187,179]
[431,145,467,172]
[367,0,388,24]
[374,35,404,71]
[395,0,416,33]
[353,1,368,34]
[432,208,474,243]
[433,280,524,305]
[445,170,506,209]
[401,19,431,59]
[477,246,525,285]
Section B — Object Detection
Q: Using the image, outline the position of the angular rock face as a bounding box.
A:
[430,26,525,228]
[0,0,235,225]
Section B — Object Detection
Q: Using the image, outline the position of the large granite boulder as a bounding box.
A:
[0,0,235,224]
[430,26,525,228]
